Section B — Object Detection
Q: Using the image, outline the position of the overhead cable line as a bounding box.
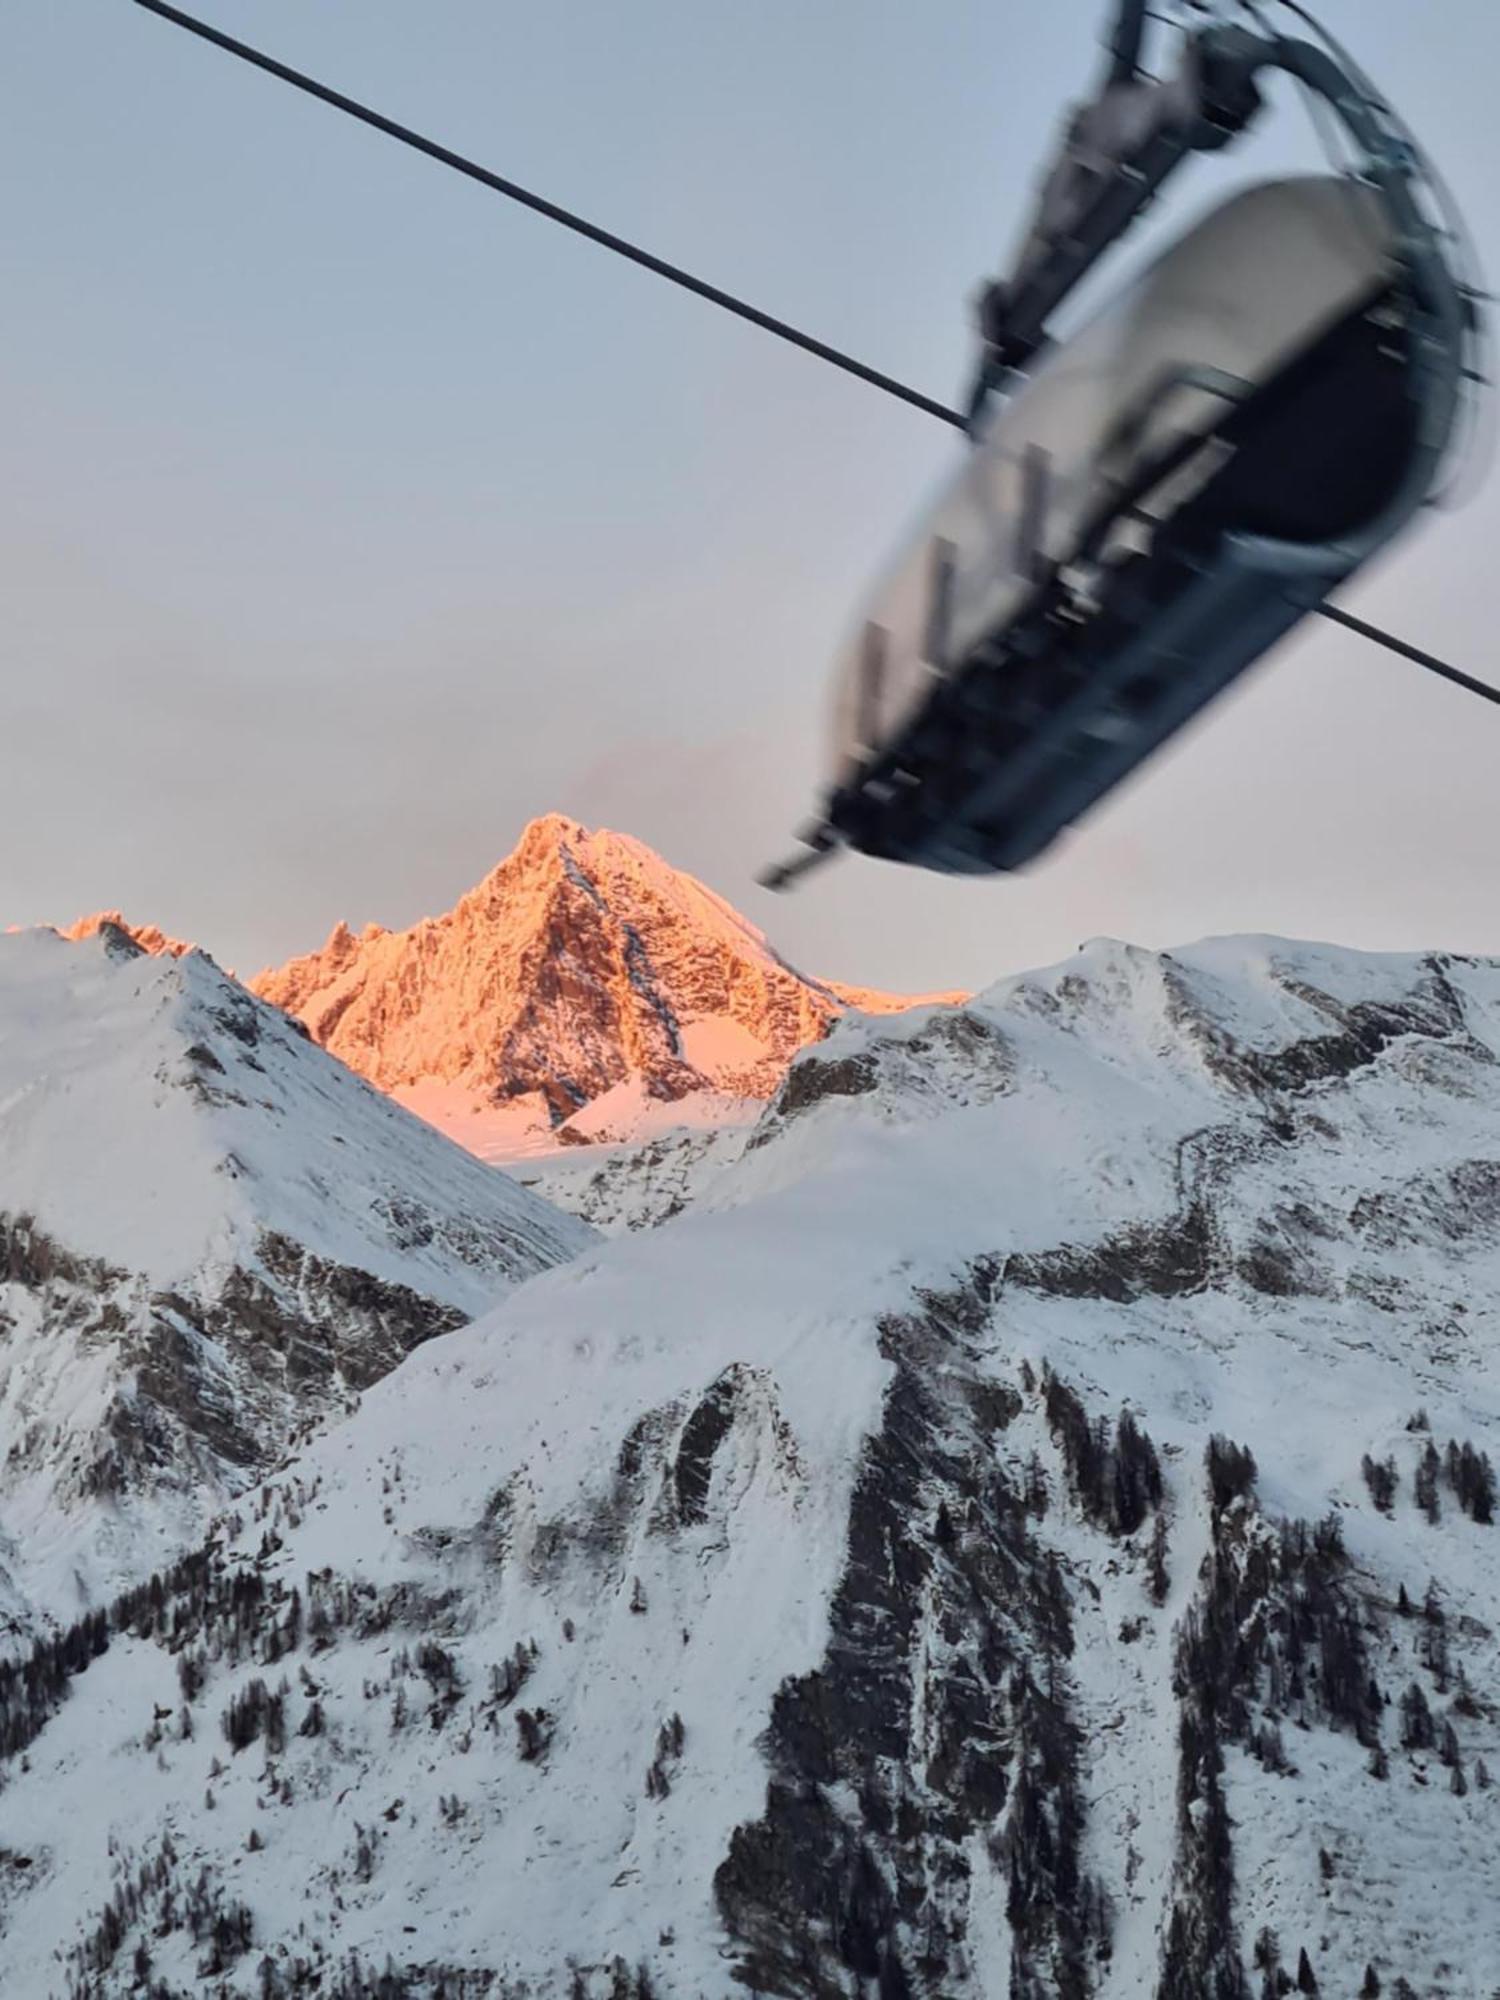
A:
[1314,603,1500,708]
[132,0,968,431]
[134,0,1499,717]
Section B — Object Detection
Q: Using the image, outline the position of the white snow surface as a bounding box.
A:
[5,934,1500,1996]
[0,927,582,1293]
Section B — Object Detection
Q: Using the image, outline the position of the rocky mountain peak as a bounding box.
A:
[252,816,961,1155]
[60,909,196,960]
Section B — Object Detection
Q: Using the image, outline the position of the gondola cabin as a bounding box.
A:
[821,175,1443,875]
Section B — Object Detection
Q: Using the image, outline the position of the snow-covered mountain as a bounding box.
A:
[7,934,1500,1997]
[0,923,589,1636]
[251,815,958,1159]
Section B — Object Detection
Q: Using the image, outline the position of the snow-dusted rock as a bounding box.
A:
[509,1119,755,1235]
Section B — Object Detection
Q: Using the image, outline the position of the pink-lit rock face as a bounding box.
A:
[252,814,963,1153]
[60,911,196,960]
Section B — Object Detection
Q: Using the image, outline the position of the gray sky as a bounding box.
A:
[5,0,1499,994]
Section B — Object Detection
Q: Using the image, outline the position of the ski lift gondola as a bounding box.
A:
[768,2,1485,882]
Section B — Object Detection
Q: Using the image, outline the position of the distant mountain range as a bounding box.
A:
[22,830,1500,1994]
[8,819,955,1623]
[68,817,960,1162]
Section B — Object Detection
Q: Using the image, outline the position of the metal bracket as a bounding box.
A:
[968,22,1268,419]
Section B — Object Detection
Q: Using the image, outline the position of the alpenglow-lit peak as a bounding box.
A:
[60,910,196,959]
[252,816,965,1157]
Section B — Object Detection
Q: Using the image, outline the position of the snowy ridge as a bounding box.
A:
[251,815,961,1158]
[4,935,1499,1996]
[0,925,589,1634]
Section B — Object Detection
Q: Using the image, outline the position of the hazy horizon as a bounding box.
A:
[7,0,1500,995]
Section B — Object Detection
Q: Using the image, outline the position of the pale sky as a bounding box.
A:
[5,0,1500,994]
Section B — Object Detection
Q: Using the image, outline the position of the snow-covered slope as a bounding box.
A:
[6,936,1500,1998]
[0,924,589,1635]
[251,815,959,1159]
